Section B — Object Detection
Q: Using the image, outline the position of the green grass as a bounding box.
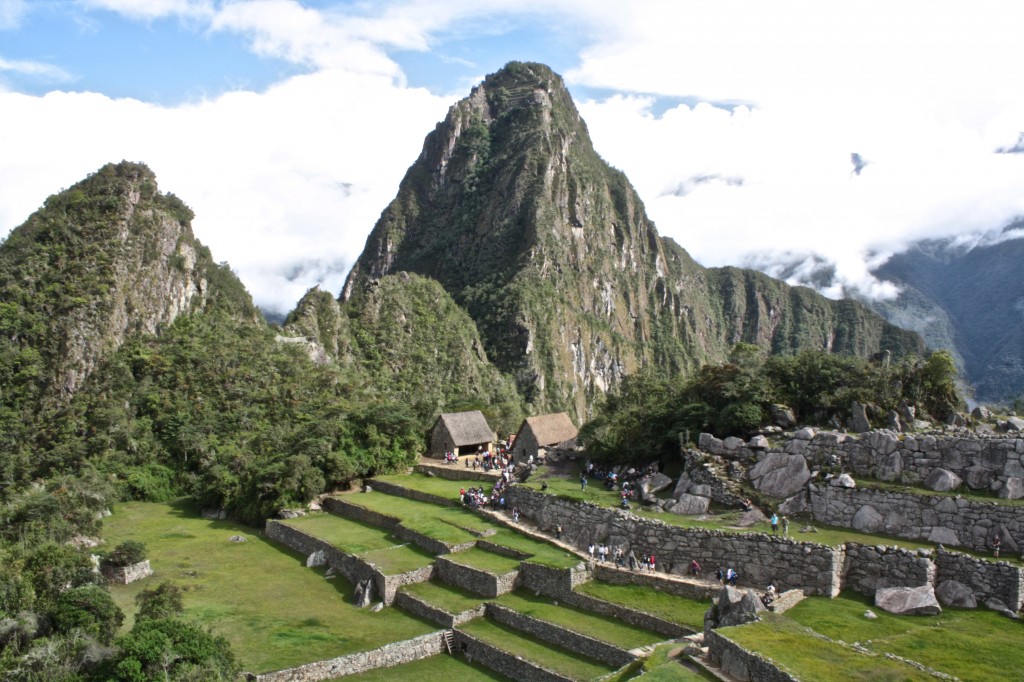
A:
[340,491,494,543]
[627,643,718,681]
[863,478,1024,508]
[485,528,582,569]
[281,514,435,574]
[402,580,489,614]
[333,654,508,681]
[574,581,708,629]
[374,472,496,499]
[494,590,665,649]
[102,500,436,674]
[447,547,523,575]
[722,613,939,681]
[459,618,616,680]
[778,592,1024,681]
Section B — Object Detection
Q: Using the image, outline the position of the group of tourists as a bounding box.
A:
[459,482,507,510]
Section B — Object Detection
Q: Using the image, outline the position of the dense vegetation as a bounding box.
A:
[580,344,962,463]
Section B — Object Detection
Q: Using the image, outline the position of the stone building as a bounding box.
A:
[429,411,495,458]
[511,412,578,463]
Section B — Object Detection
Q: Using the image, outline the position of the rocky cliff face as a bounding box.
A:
[342,62,924,419]
[0,162,228,405]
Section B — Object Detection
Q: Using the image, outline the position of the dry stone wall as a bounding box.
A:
[705,629,799,682]
[808,484,1021,554]
[935,549,1024,610]
[365,479,458,507]
[393,591,485,627]
[517,561,589,597]
[841,544,936,596]
[558,591,688,638]
[593,564,718,601]
[452,630,574,682]
[485,603,635,668]
[323,496,474,555]
[249,631,444,682]
[435,555,519,597]
[413,464,499,483]
[507,487,843,596]
[102,559,152,585]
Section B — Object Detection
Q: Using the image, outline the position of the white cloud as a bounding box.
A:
[0,0,27,30]
[0,56,73,81]
[2,0,1024,314]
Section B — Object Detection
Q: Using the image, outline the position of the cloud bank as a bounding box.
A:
[1,0,1023,314]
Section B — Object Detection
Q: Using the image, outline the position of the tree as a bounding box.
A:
[114,618,236,682]
[53,585,124,645]
[134,582,184,622]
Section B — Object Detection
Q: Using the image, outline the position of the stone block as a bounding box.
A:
[923,468,962,492]
[852,505,883,533]
[964,465,994,490]
[935,580,976,608]
[874,585,941,616]
[748,453,810,499]
[997,477,1024,500]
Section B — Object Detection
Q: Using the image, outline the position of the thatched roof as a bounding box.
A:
[519,412,578,447]
[435,411,495,446]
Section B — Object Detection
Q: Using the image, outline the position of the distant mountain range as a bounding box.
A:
[866,230,1024,406]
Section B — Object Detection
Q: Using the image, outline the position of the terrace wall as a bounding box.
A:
[435,556,519,597]
[840,544,936,596]
[485,603,635,669]
[393,591,486,628]
[593,564,718,601]
[705,629,799,682]
[558,591,689,638]
[935,549,1024,610]
[517,562,590,597]
[413,464,499,483]
[808,484,1022,553]
[249,631,445,682]
[322,496,473,555]
[451,630,574,682]
[507,487,843,596]
[367,479,458,507]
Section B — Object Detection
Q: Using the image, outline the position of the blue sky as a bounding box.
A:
[2,0,1023,314]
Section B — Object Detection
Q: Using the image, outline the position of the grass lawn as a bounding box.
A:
[401,580,489,614]
[333,654,508,681]
[374,472,496,499]
[281,514,435,574]
[446,546,522,575]
[458,618,616,680]
[494,590,666,650]
[102,500,436,674]
[781,592,1024,681]
[627,644,719,681]
[574,581,708,629]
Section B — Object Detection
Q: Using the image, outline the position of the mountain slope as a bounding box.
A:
[871,235,1024,403]
[342,62,923,418]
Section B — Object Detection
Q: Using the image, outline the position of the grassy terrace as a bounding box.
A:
[339,492,486,545]
[402,579,489,614]
[334,654,507,681]
[361,477,582,568]
[458,618,616,680]
[725,592,1024,681]
[494,590,666,650]
[446,546,523,574]
[281,513,435,574]
[574,581,708,630]
[102,501,435,674]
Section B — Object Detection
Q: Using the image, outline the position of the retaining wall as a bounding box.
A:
[517,561,589,597]
[249,631,445,682]
[840,544,935,596]
[507,487,843,596]
[435,555,519,597]
[323,496,473,555]
[485,603,635,669]
[452,630,573,682]
[393,590,486,628]
[102,559,152,585]
[705,629,799,682]
[808,484,1021,553]
[593,564,718,601]
[935,549,1024,610]
[413,464,500,483]
[367,479,458,508]
[558,590,689,638]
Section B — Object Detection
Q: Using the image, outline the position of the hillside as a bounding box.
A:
[341,62,923,419]
[869,234,1024,404]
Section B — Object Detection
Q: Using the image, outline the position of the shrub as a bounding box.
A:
[53,585,124,644]
[104,541,146,568]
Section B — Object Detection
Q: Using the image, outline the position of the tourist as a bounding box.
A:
[689,559,702,577]
[580,472,587,491]
[716,568,724,584]
[628,552,637,571]
[615,547,625,567]
[648,554,656,572]
[555,524,562,540]
[782,516,789,538]
[993,535,1001,558]
[762,581,777,606]
[588,543,595,560]
[770,512,779,536]
[742,498,752,511]
[726,567,738,586]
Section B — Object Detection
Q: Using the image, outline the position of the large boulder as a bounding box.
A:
[997,477,1024,500]
[769,404,796,428]
[668,494,711,516]
[851,505,884,533]
[935,580,976,608]
[924,468,962,492]
[704,586,766,633]
[1005,417,1024,432]
[897,400,916,423]
[972,406,992,421]
[829,473,856,488]
[885,410,903,432]
[877,452,904,482]
[849,401,872,433]
[354,578,375,608]
[748,453,810,498]
[874,585,942,616]
[964,465,995,490]
[927,526,960,545]
[640,473,673,499]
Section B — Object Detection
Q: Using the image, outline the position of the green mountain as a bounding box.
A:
[869,234,1024,404]
[341,61,923,418]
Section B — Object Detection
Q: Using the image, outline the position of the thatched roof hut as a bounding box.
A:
[429,410,495,458]
[511,413,578,462]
